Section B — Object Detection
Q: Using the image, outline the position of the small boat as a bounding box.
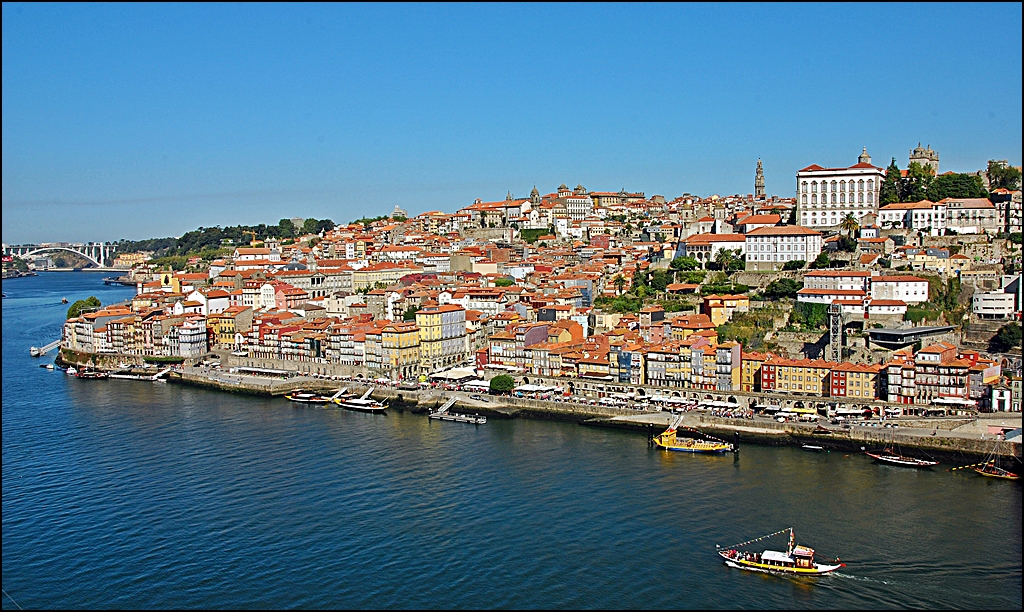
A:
[653,413,734,453]
[335,386,388,414]
[974,462,1020,480]
[75,369,109,379]
[285,388,346,404]
[717,528,844,576]
[62,297,69,304]
[865,450,938,467]
[811,425,833,435]
[801,444,825,452]
[66,366,78,376]
[968,439,1020,480]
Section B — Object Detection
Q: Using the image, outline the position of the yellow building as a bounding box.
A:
[702,294,750,326]
[740,352,771,392]
[382,321,421,379]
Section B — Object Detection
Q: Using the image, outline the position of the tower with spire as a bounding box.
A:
[754,159,765,199]
[858,147,872,165]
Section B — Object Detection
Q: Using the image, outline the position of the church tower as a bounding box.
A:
[754,159,765,199]
[858,147,872,165]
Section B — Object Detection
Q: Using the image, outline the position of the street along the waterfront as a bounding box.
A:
[3,273,1021,609]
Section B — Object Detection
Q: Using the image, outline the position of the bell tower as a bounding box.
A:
[754,159,765,199]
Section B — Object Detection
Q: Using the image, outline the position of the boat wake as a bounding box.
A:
[831,571,891,585]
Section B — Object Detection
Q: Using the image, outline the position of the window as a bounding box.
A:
[832,193,837,204]
[858,179,864,191]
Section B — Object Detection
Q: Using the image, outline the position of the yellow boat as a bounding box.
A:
[717,528,844,576]
[653,413,735,454]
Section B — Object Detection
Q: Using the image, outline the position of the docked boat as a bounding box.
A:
[801,444,824,452]
[966,439,1020,480]
[865,451,938,467]
[335,387,388,414]
[286,388,347,404]
[75,369,109,380]
[866,427,938,467]
[653,413,734,453]
[717,528,844,576]
[974,462,1020,480]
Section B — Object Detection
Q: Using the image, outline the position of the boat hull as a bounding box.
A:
[973,466,1020,480]
[866,452,938,467]
[719,551,843,575]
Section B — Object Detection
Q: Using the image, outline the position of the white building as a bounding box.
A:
[941,198,1000,235]
[744,226,823,271]
[802,270,874,292]
[870,276,929,304]
[877,200,947,236]
[796,148,885,229]
[973,292,1015,319]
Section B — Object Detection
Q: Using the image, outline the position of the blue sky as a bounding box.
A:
[3,2,1021,243]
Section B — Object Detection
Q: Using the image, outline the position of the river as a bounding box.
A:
[2,272,1021,609]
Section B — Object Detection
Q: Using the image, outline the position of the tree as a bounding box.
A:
[67,296,101,319]
[839,213,859,236]
[493,277,514,287]
[489,374,515,394]
[650,269,671,292]
[880,158,902,205]
[811,252,831,269]
[782,259,806,271]
[277,218,296,239]
[612,274,626,295]
[402,307,419,321]
[903,162,934,202]
[990,323,1022,353]
[926,173,987,201]
[763,278,800,299]
[790,302,828,329]
[837,236,857,253]
[670,256,700,271]
[987,160,1022,191]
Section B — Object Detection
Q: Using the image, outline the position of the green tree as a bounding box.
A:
[926,173,988,201]
[790,302,829,329]
[839,213,859,236]
[880,158,902,205]
[811,252,831,269]
[67,296,101,319]
[670,256,700,271]
[489,374,515,394]
[493,277,514,287]
[612,274,626,295]
[764,278,800,299]
[402,307,419,321]
[277,218,296,238]
[987,160,1022,191]
[650,269,671,292]
[990,323,1022,353]
[837,236,857,252]
[903,162,934,202]
[782,259,806,271]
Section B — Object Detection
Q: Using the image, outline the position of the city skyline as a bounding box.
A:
[3,2,1022,243]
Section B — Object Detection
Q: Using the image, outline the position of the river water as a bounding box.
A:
[2,273,1021,609]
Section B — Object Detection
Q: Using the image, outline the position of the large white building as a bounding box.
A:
[796,148,885,229]
[744,226,823,271]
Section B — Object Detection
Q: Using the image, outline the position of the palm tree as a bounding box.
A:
[714,248,735,272]
[612,274,626,296]
[839,213,859,237]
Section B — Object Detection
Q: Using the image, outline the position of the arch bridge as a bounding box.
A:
[2,242,116,268]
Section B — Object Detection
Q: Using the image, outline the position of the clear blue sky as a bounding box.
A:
[3,2,1021,243]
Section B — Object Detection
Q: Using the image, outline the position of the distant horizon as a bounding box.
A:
[4,3,1021,243]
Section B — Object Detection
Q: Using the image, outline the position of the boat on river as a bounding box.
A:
[865,450,938,467]
[334,386,388,414]
[717,528,844,576]
[971,439,1020,480]
[286,388,347,404]
[866,427,938,467]
[653,413,734,453]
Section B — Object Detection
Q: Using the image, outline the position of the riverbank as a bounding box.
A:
[157,364,1021,462]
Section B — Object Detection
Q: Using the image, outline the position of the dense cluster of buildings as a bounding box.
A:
[61,146,1023,411]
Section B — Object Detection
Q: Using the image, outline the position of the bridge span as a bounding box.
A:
[3,242,117,268]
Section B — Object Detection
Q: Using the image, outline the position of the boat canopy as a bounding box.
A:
[792,545,814,557]
[760,550,793,563]
[463,380,491,389]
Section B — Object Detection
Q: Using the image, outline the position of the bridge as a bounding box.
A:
[3,242,117,268]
